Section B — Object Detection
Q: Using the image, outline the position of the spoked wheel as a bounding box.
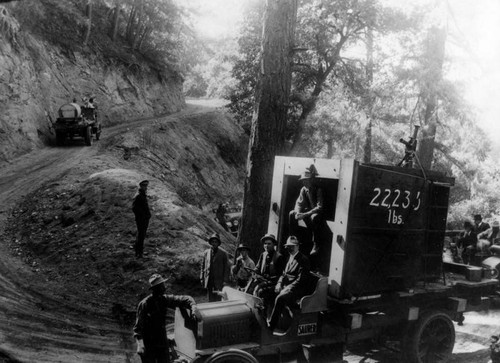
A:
[84,126,92,146]
[205,349,258,363]
[402,311,455,363]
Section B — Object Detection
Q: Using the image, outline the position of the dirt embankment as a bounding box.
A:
[0,103,247,362]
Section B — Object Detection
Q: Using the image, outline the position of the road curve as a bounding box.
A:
[0,104,209,363]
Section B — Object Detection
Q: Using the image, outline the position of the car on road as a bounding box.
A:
[54,102,101,146]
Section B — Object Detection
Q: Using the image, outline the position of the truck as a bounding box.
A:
[172,152,499,363]
[54,102,101,146]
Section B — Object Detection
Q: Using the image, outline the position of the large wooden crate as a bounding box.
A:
[268,157,454,300]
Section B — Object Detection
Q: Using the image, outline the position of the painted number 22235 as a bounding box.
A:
[369,188,421,211]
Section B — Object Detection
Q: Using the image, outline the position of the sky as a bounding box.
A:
[182,0,500,156]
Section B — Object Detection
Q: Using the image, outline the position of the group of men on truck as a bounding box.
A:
[131,164,326,361]
[456,214,500,265]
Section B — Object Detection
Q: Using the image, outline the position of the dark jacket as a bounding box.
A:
[255,250,285,281]
[278,251,311,295]
[474,222,491,234]
[132,190,151,222]
[458,230,477,250]
[200,247,231,290]
[133,293,195,348]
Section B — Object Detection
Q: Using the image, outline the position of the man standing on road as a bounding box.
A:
[133,273,197,363]
[133,180,151,258]
[200,233,231,302]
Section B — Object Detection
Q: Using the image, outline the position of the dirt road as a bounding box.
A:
[0,104,210,363]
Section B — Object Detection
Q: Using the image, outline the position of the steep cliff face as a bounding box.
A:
[0,8,185,162]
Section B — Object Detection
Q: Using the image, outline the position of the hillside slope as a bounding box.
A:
[0,1,184,162]
[0,103,247,362]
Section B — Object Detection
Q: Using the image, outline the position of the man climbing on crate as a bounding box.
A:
[289,165,325,255]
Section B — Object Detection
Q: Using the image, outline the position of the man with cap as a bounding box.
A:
[200,233,231,302]
[133,273,197,363]
[268,236,312,332]
[231,244,256,289]
[132,180,151,258]
[289,164,325,255]
[473,214,490,234]
[252,233,285,298]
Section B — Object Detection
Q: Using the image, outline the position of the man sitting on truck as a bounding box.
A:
[268,236,311,332]
[289,165,325,255]
[252,233,285,298]
[458,221,478,265]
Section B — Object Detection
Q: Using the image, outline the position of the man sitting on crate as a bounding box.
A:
[267,236,311,332]
[289,165,325,255]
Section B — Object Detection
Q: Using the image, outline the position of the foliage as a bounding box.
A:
[227,0,498,226]
[8,0,185,79]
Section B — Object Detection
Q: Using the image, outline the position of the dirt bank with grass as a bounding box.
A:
[0,102,247,362]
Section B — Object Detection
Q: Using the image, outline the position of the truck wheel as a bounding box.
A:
[55,131,65,146]
[84,126,92,146]
[205,349,258,363]
[402,311,455,363]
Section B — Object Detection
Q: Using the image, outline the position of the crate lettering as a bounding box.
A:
[370,188,420,211]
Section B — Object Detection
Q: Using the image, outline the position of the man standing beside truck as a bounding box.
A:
[134,273,197,363]
[200,233,231,302]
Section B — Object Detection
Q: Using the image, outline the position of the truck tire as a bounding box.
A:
[402,311,455,363]
[205,349,258,363]
[55,131,65,146]
[84,126,92,146]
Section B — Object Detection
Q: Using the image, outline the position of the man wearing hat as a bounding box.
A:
[478,220,500,246]
[268,236,312,332]
[133,273,197,363]
[231,244,256,289]
[473,214,490,234]
[289,165,325,255]
[200,233,231,302]
[252,233,285,298]
[132,180,151,258]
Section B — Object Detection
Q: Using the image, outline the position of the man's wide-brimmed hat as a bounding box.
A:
[208,233,221,245]
[492,221,499,227]
[284,236,300,247]
[139,180,149,187]
[260,233,277,244]
[473,214,482,221]
[299,165,319,181]
[236,243,251,252]
[149,273,169,289]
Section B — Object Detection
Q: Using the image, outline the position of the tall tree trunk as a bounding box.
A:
[109,1,120,41]
[363,26,374,163]
[417,0,446,169]
[83,0,93,45]
[238,0,298,260]
[126,5,137,44]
